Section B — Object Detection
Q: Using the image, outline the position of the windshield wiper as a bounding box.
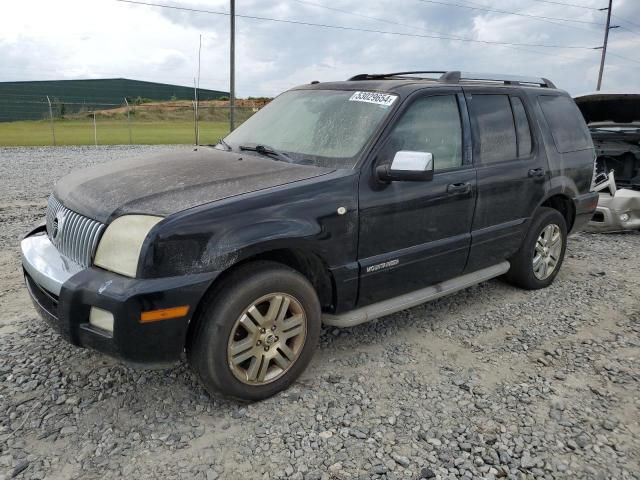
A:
[239,144,292,163]
[591,128,638,134]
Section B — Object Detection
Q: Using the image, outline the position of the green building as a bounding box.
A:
[0,78,228,122]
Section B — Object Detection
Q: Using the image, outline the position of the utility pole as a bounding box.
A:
[229,0,236,132]
[596,0,619,91]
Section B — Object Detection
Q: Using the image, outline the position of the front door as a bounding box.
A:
[357,90,477,306]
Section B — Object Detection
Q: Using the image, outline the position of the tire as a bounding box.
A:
[504,207,567,290]
[187,261,321,401]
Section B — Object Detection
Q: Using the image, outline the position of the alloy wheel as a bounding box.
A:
[532,223,562,280]
[227,293,307,385]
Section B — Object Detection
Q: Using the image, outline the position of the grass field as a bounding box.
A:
[0,119,232,146]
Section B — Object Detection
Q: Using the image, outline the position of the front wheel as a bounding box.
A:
[187,261,321,401]
[505,207,567,290]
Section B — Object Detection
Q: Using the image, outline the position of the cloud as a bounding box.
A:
[0,0,639,96]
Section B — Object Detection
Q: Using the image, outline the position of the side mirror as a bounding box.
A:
[376,151,434,182]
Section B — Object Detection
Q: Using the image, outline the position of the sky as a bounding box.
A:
[1,0,639,97]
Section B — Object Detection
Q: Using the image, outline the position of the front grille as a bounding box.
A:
[46,195,105,267]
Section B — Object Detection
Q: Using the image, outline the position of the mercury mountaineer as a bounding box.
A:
[22,71,598,400]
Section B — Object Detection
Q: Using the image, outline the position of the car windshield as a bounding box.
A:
[221,89,398,168]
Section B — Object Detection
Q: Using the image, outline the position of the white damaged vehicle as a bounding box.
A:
[590,171,640,231]
[574,93,640,232]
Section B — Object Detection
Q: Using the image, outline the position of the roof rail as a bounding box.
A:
[348,71,446,81]
[450,71,556,88]
[348,70,556,88]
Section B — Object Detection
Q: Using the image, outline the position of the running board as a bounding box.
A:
[322,261,510,328]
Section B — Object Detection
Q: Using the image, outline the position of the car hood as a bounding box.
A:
[54,148,333,223]
[574,93,640,125]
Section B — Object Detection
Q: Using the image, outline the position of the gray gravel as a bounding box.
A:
[1,146,639,480]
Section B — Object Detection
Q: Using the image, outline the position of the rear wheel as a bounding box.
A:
[505,207,567,290]
[188,261,321,401]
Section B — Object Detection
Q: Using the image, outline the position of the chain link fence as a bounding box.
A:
[0,97,263,146]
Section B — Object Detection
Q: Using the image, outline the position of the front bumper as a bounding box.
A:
[21,229,218,365]
[585,189,640,233]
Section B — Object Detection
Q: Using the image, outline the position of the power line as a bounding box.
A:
[418,0,604,25]
[458,0,640,36]
[293,0,640,74]
[458,1,640,33]
[294,0,550,40]
[612,15,640,30]
[617,25,640,38]
[292,0,438,33]
[525,0,604,11]
[606,51,640,66]
[115,0,596,49]
[292,0,594,62]
[295,0,589,37]
[452,0,599,34]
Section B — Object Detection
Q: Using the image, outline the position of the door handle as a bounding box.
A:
[528,168,545,178]
[447,182,472,194]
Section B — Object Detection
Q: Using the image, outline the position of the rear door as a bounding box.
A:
[464,88,550,272]
[357,88,477,306]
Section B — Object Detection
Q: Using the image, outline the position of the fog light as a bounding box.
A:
[89,307,114,333]
[620,213,630,222]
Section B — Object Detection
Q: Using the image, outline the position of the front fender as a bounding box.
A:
[138,170,359,278]
[199,218,326,272]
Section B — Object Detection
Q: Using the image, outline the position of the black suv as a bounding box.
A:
[21,71,598,400]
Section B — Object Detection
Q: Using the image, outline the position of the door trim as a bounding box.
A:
[359,232,470,279]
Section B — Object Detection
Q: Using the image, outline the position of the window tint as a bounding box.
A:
[511,97,532,156]
[382,95,462,171]
[471,94,517,164]
[538,95,591,153]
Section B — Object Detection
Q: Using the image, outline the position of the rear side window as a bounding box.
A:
[511,97,532,156]
[471,94,517,164]
[538,95,591,153]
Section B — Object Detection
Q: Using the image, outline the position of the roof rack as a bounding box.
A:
[347,70,556,88]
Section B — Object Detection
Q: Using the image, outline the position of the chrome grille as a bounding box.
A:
[46,195,105,268]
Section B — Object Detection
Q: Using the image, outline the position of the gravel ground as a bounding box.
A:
[0,146,639,480]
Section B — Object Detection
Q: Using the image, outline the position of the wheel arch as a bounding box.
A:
[539,193,576,231]
[185,248,335,349]
[239,248,335,311]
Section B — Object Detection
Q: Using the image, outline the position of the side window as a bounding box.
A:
[511,97,532,157]
[538,95,591,153]
[471,94,517,164]
[381,95,463,171]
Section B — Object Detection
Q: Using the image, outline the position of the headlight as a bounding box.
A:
[94,215,163,277]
